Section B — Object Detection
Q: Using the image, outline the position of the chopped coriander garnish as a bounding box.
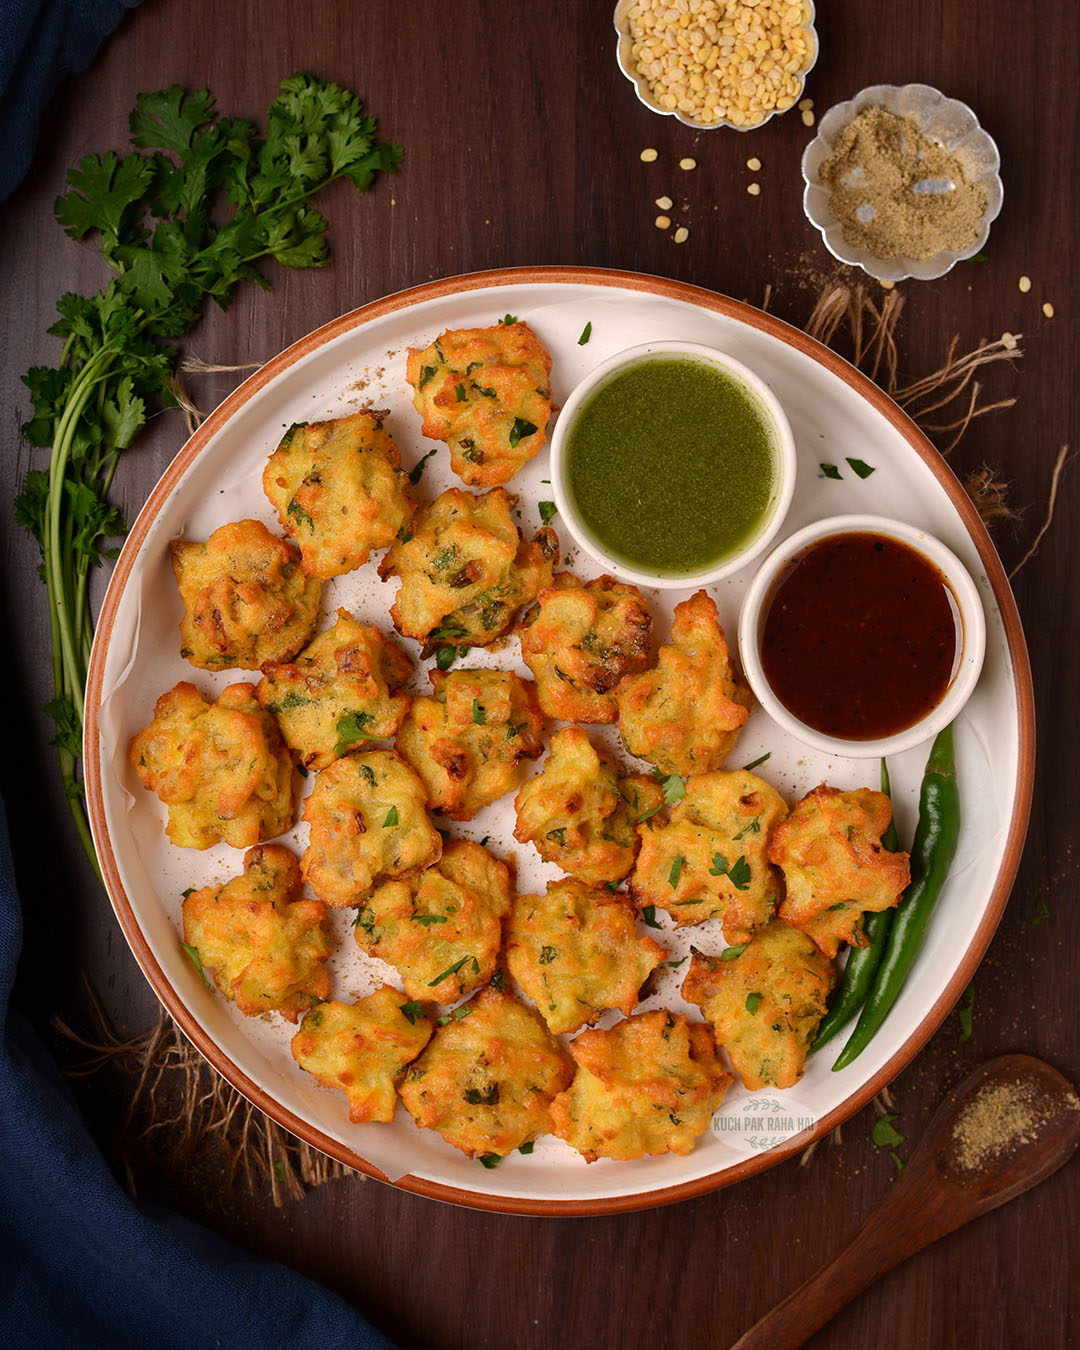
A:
[577,321,592,345]
[539,945,558,964]
[668,854,686,888]
[180,941,212,989]
[537,500,557,525]
[667,956,688,968]
[454,382,467,401]
[500,314,518,325]
[464,1084,500,1106]
[400,1000,425,1025]
[846,457,875,479]
[408,447,438,485]
[708,853,751,889]
[719,943,747,961]
[334,711,377,757]
[957,981,975,1043]
[287,498,315,532]
[733,815,761,840]
[742,752,771,771]
[435,643,457,671]
[820,463,843,480]
[411,913,446,927]
[180,887,194,899]
[383,805,399,827]
[1032,899,1052,926]
[871,1112,906,1171]
[478,1153,500,1169]
[654,770,686,806]
[508,417,537,448]
[745,992,762,1015]
[546,827,567,846]
[471,699,487,725]
[518,1140,535,1155]
[641,905,662,929]
[429,954,479,987]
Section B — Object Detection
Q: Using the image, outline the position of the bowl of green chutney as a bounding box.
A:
[550,341,797,589]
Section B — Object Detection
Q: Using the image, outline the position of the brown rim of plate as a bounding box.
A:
[83,265,1035,1217]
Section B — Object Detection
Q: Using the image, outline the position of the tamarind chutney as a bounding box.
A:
[759,531,960,740]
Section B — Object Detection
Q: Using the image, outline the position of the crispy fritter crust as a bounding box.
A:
[506,878,667,1035]
[130,681,294,849]
[377,487,557,647]
[301,749,442,907]
[616,590,751,775]
[549,1010,732,1162]
[399,986,572,1157]
[355,840,513,1002]
[396,667,544,820]
[257,609,412,771]
[768,784,911,957]
[262,411,413,578]
[629,770,787,942]
[519,573,652,723]
[513,725,662,885]
[405,322,553,486]
[682,921,836,1089]
[170,518,321,670]
[181,845,330,1021]
[290,987,433,1123]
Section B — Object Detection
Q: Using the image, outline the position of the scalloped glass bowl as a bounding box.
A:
[801,84,1003,282]
[613,0,817,132]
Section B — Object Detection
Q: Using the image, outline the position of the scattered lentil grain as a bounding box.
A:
[1043,302,1055,318]
[655,195,673,210]
[747,182,761,196]
[879,279,895,289]
[673,226,689,244]
[1018,275,1032,293]
[799,98,814,111]
[679,157,697,171]
[655,214,672,229]
[801,109,816,126]
[640,147,659,163]
[1001,331,1018,350]
[746,156,762,171]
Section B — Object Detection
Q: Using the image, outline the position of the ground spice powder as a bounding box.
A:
[820,106,988,261]
[951,1080,1046,1171]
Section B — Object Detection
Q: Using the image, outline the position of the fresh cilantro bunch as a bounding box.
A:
[15,74,402,875]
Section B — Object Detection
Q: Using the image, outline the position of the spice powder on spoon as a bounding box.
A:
[820,106,988,260]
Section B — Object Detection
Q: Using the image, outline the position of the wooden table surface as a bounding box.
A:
[2,2,1076,1346]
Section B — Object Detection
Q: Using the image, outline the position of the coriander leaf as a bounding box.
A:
[44,694,83,758]
[957,981,975,1043]
[846,457,875,479]
[728,856,752,890]
[518,1141,535,1155]
[400,1000,425,1025]
[383,805,399,827]
[409,447,438,484]
[428,954,478,987]
[539,946,558,964]
[508,417,537,448]
[180,940,212,989]
[334,711,376,756]
[500,314,518,325]
[668,854,685,888]
[742,752,771,771]
[820,463,843,480]
[412,914,447,927]
[577,321,592,345]
[435,644,457,671]
[1031,899,1051,926]
[537,500,557,525]
[872,1113,905,1150]
[287,497,315,532]
[654,770,686,806]
[464,1085,500,1106]
[641,905,662,929]
[478,1153,500,1169]
[720,944,747,961]
[471,699,487,725]
[745,992,762,1014]
[733,815,761,840]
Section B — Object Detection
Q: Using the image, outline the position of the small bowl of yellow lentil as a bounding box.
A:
[614,0,817,131]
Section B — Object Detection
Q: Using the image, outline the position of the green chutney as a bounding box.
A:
[565,356,779,574]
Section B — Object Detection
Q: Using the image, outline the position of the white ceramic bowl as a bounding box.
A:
[550,340,797,589]
[801,83,1003,282]
[737,514,987,757]
[613,0,818,132]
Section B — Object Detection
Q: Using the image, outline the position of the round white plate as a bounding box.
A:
[85,268,1033,1214]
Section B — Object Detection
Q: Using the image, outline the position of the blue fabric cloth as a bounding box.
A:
[0,795,396,1348]
[0,0,142,200]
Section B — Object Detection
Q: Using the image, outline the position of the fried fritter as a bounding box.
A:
[396,667,544,820]
[170,518,321,670]
[378,487,557,648]
[398,986,572,1158]
[301,749,442,907]
[355,840,513,1003]
[616,590,751,775]
[519,573,652,724]
[549,1010,732,1162]
[682,921,836,1090]
[506,878,667,1035]
[290,986,433,1123]
[181,844,330,1021]
[629,770,787,942]
[513,725,663,886]
[130,681,294,849]
[257,609,412,771]
[262,411,413,578]
[406,322,553,486]
[769,784,911,957]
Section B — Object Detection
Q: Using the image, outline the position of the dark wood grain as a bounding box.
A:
[1,2,1077,1347]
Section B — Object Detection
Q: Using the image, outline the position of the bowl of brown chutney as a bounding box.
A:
[737,514,986,758]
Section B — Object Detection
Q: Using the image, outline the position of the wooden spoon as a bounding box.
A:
[731,1054,1080,1350]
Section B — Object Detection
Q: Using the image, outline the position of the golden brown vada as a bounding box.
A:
[519,573,652,724]
[512,725,663,886]
[768,784,911,957]
[549,1010,732,1162]
[257,609,412,771]
[629,769,787,942]
[170,518,321,670]
[681,920,836,1090]
[506,878,667,1035]
[378,487,557,648]
[290,986,433,1122]
[262,411,413,578]
[355,840,513,1003]
[396,667,544,820]
[398,986,572,1158]
[301,749,442,907]
[130,681,294,850]
[181,844,330,1021]
[616,590,751,775]
[406,321,553,487]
